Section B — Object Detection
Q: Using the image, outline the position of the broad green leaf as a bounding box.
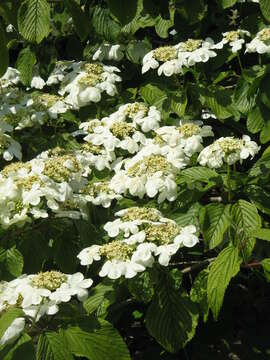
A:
[219,0,237,8]
[126,40,151,64]
[170,92,188,117]
[18,0,50,43]
[3,334,35,360]
[207,245,242,320]
[0,24,9,77]
[260,120,270,144]
[64,0,90,41]
[251,228,270,241]
[202,204,231,250]
[261,258,270,281]
[140,83,168,108]
[180,167,219,183]
[63,319,130,360]
[247,106,265,134]
[260,0,270,21]
[16,47,36,86]
[190,269,209,322]
[233,78,257,115]
[249,153,270,177]
[155,6,175,39]
[0,309,24,341]
[6,248,24,278]
[121,0,155,35]
[232,200,261,260]
[247,186,270,216]
[107,0,138,25]
[171,202,202,227]
[37,332,74,360]
[91,6,121,42]
[83,283,115,316]
[128,272,154,303]
[146,276,199,353]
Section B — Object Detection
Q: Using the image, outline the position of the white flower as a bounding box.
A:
[6,24,14,33]
[174,225,199,247]
[214,30,250,53]
[93,44,125,61]
[99,259,145,279]
[0,318,25,346]
[77,245,101,265]
[131,242,156,268]
[31,76,46,90]
[66,272,93,301]
[246,28,270,54]
[0,67,20,88]
[177,38,217,67]
[155,243,180,266]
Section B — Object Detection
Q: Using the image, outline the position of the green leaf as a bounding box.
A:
[107,0,138,25]
[128,271,154,303]
[171,203,202,227]
[180,167,219,183]
[155,6,175,39]
[140,83,168,108]
[18,0,50,43]
[37,332,74,360]
[64,0,90,41]
[0,24,9,77]
[5,248,24,278]
[247,106,265,134]
[91,6,121,42]
[3,334,35,360]
[0,309,24,341]
[125,40,151,64]
[249,153,270,177]
[247,185,270,216]
[190,269,209,322]
[63,319,130,360]
[260,120,270,144]
[251,228,270,241]
[261,258,270,281]
[232,200,261,260]
[260,0,270,21]
[202,204,231,250]
[233,78,257,115]
[219,0,237,8]
[146,275,199,353]
[83,283,115,316]
[170,92,188,117]
[207,245,242,320]
[16,47,36,86]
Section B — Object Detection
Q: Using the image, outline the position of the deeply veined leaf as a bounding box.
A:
[202,204,231,250]
[252,228,270,241]
[18,0,50,43]
[91,6,121,42]
[247,185,270,216]
[180,167,219,183]
[0,24,9,77]
[146,277,199,353]
[247,106,265,134]
[171,202,202,227]
[207,245,242,320]
[260,0,270,21]
[260,120,270,144]
[64,0,90,41]
[107,0,138,25]
[140,83,168,108]
[249,152,270,177]
[5,248,24,278]
[16,47,36,86]
[83,282,115,316]
[232,200,261,260]
[37,332,74,360]
[63,319,130,360]
[190,269,209,322]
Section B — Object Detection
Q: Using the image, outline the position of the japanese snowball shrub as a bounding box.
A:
[176,38,217,67]
[246,28,270,54]
[198,135,260,168]
[213,30,250,52]
[59,62,122,108]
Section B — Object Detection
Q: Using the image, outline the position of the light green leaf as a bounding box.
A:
[6,248,24,278]
[180,167,219,183]
[107,0,138,25]
[251,228,270,241]
[202,204,231,250]
[155,6,175,39]
[18,0,50,43]
[0,24,9,77]
[261,258,270,281]
[63,319,130,360]
[247,106,265,134]
[260,0,270,21]
[260,120,270,144]
[64,0,90,41]
[220,0,237,8]
[37,332,74,360]
[232,200,261,260]
[171,203,202,227]
[83,283,115,316]
[16,47,36,86]
[207,245,242,320]
[249,153,270,177]
[140,83,168,108]
[146,276,199,353]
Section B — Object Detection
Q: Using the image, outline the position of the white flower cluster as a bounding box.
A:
[59,62,121,108]
[246,28,270,54]
[214,30,250,53]
[0,271,92,345]
[142,38,217,76]
[78,207,199,279]
[198,135,260,168]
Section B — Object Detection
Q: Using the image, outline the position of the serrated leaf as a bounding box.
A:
[83,283,115,316]
[249,152,270,177]
[37,332,74,360]
[247,106,265,134]
[251,228,270,241]
[190,269,209,322]
[63,319,130,360]
[146,276,199,353]
[107,0,138,25]
[155,6,175,39]
[18,0,50,43]
[260,120,270,144]
[233,78,257,115]
[181,167,219,183]
[261,258,270,281]
[171,203,202,227]
[6,248,24,278]
[246,185,270,216]
[232,200,261,260]
[16,47,36,86]
[202,204,231,250]
[207,245,242,320]
[140,83,168,108]
[0,24,9,77]
[260,0,270,21]
[91,6,121,42]
[64,0,90,41]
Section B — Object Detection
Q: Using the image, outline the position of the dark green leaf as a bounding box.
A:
[16,47,36,86]
[64,0,90,41]
[107,0,138,25]
[0,24,9,77]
